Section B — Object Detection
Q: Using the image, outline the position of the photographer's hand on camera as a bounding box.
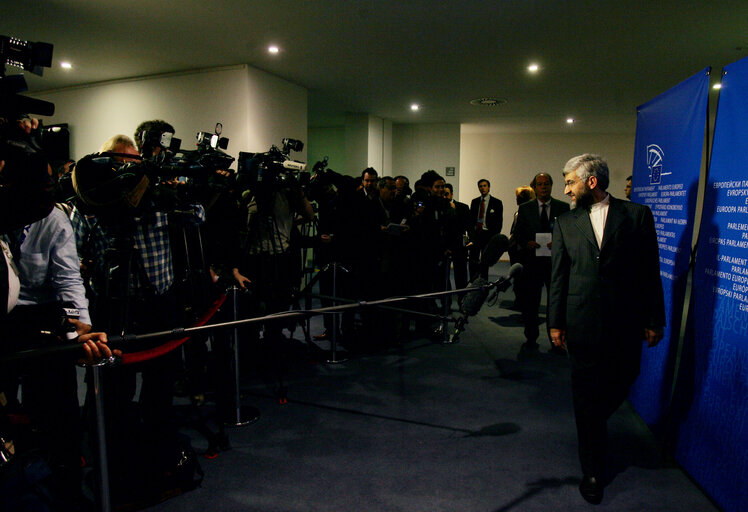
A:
[16,116,39,135]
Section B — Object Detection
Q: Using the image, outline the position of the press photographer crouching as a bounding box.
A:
[68,124,207,498]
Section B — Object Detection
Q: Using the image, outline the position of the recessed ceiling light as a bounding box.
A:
[60,62,72,69]
[411,104,420,111]
[268,45,279,54]
[713,83,722,90]
[566,118,575,124]
[528,63,540,73]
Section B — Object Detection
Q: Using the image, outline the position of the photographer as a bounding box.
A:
[1,115,115,509]
[236,155,314,327]
[69,129,205,491]
[3,204,116,508]
[406,170,453,336]
[335,168,389,347]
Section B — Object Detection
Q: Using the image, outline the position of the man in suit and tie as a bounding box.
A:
[469,179,503,280]
[549,154,665,505]
[444,183,471,297]
[513,172,570,352]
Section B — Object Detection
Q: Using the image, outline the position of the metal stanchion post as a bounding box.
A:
[224,286,260,427]
[442,254,452,344]
[86,361,111,512]
[327,261,347,363]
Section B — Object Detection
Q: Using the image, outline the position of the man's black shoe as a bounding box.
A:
[579,475,603,505]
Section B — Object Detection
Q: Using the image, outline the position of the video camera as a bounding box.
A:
[140,122,235,184]
[236,137,307,194]
[72,123,236,213]
[1,35,56,234]
[0,35,54,118]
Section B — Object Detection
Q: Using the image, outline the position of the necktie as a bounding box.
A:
[477,198,486,230]
[540,203,550,231]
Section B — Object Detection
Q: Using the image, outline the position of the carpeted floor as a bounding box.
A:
[144,262,719,512]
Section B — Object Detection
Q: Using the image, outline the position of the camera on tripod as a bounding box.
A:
[236,137,308,195]
[72,123,236,213]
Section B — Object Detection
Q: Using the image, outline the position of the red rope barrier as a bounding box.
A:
[121,293,227,365]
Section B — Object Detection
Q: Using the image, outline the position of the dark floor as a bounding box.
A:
[142,262,718,512]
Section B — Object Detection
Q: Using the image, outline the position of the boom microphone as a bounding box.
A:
[449,262,523,344]
[460,277,489,317]
[496,263,523,293]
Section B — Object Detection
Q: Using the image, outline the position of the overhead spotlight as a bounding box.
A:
[411,104,420,111]
[528,63,540,73]
[566,118,575,124]
[713,83,722,90]
[60,62,72,69]
[268,45,280,54]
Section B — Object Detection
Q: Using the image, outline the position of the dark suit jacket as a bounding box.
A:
[469,195,503,237]
[513,197,570,265]
[446,200,471,253]
[548,196,665,370]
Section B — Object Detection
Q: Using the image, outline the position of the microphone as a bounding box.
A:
[449,263,523,344]
[493,262,523,293]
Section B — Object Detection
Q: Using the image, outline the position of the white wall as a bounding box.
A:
[392,123,461,195]
[344,113,369,174]
[33,65,307,163]
[308,126,345,173]
[244,66,308,159]
[367,116,384,173]
[382,119,393,177]
[459,129,636,231]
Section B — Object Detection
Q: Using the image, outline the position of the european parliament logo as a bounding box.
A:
[646,144,665,185]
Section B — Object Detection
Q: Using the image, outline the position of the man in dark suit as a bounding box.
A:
[444,183,470,297]
[549,154,665,505]
[469,179,503,280]
[513,172,570,352]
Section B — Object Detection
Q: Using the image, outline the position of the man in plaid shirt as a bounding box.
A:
[70,131,205,489]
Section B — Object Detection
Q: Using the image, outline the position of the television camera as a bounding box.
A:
[0,35,56,234]
[72,123,236,214]
[236,137,307,195]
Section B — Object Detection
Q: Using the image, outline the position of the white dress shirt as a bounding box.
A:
[589,194,610,249]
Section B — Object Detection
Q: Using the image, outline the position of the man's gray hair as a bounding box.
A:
[99,134,137,153]
[562,154,609,191]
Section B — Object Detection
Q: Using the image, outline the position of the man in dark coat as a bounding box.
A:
[549,154,665,505]
[444,183,471,296]
[513,172,569,352]
[469,179,503,280]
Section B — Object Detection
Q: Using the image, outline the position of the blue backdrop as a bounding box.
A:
[673,57,748,512]
[628,69,709,428]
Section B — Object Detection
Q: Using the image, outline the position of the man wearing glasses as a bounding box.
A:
[513,172,569,353]
[549,154,665,505]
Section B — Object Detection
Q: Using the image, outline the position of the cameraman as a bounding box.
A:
[237,166,314,323]
[69,130,205,486]
[1,114,114,509]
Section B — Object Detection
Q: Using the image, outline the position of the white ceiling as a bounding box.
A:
[3,0,747,132]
